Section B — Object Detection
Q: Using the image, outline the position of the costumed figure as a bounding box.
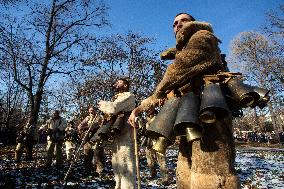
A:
[98,78,137,189]
[15,117,38,161]
[129,13,270,189]
[77,106,105,176]
[40,110,67,167]
[64,120,79,161]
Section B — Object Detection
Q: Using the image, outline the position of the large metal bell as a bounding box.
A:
[250,87,270,109]
[152,136,169,154]
[174,92,202,142]
[95,122,112,140]
[227,77,259,107]
[199,83,230,124]
[90,122,111,143]
[226,97,243,118]
[111,114,125,134]
[146,97,180,144]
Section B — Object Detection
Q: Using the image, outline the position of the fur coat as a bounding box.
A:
[140,21,224,111]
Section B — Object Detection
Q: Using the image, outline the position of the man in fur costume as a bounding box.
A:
[131,14,224,112]
[77,106,105,176]
[64,120,78,162]
[15,117,38,161]
[40,110,67,167]
[129,13,240,189]
[98,78,137,189]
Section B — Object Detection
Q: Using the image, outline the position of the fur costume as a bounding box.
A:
[41,117,67,166]
[140,21,224,111]
[78,115,105,173]
[99,92,137,189]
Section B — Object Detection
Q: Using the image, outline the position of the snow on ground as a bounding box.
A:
[0,144,283,189]
[235,147,284,189]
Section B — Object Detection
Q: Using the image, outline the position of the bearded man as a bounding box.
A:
[98,78,137,189]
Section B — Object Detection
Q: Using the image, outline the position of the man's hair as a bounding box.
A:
[174,12,195,21]
[88,105,95,110]
[117,78,130,89]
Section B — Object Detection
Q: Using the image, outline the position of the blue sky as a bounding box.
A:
[1,0,283,91]
[102,0,283,55]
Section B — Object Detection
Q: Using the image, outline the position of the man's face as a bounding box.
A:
[173,14,193,36]
[89,107,95,115]
[53,111,60,118]
[113,79,127,92]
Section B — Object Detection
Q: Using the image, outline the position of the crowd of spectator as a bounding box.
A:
[234,129,284,144]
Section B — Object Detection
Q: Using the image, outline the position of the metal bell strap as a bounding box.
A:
[111,112,130,134]
[200,72,270,115]
[201,72,258,108]
[221,72,270,109]
[174,92,202,142]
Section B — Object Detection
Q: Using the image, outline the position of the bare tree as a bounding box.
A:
[264,5,284,44]
[263,4,284,85]
[230,31,283,139]
[0,50,30,143]
[57,32,167,117]
[0,0,109,126]
[0,60,26,120]
[86,33,166,99]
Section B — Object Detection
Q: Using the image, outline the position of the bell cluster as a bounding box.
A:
[145,72,270,154]
[89,114,127,146]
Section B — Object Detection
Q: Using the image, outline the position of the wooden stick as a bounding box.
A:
[133,126,141,189]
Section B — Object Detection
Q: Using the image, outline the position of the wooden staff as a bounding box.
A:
[133,118,141,189]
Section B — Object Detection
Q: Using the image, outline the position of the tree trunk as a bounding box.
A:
[253,108,260,131]
[176,115,240,189]
[267,101,280,142]
[28,91,43,126]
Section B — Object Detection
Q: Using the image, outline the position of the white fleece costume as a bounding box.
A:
[99,91,137,189]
